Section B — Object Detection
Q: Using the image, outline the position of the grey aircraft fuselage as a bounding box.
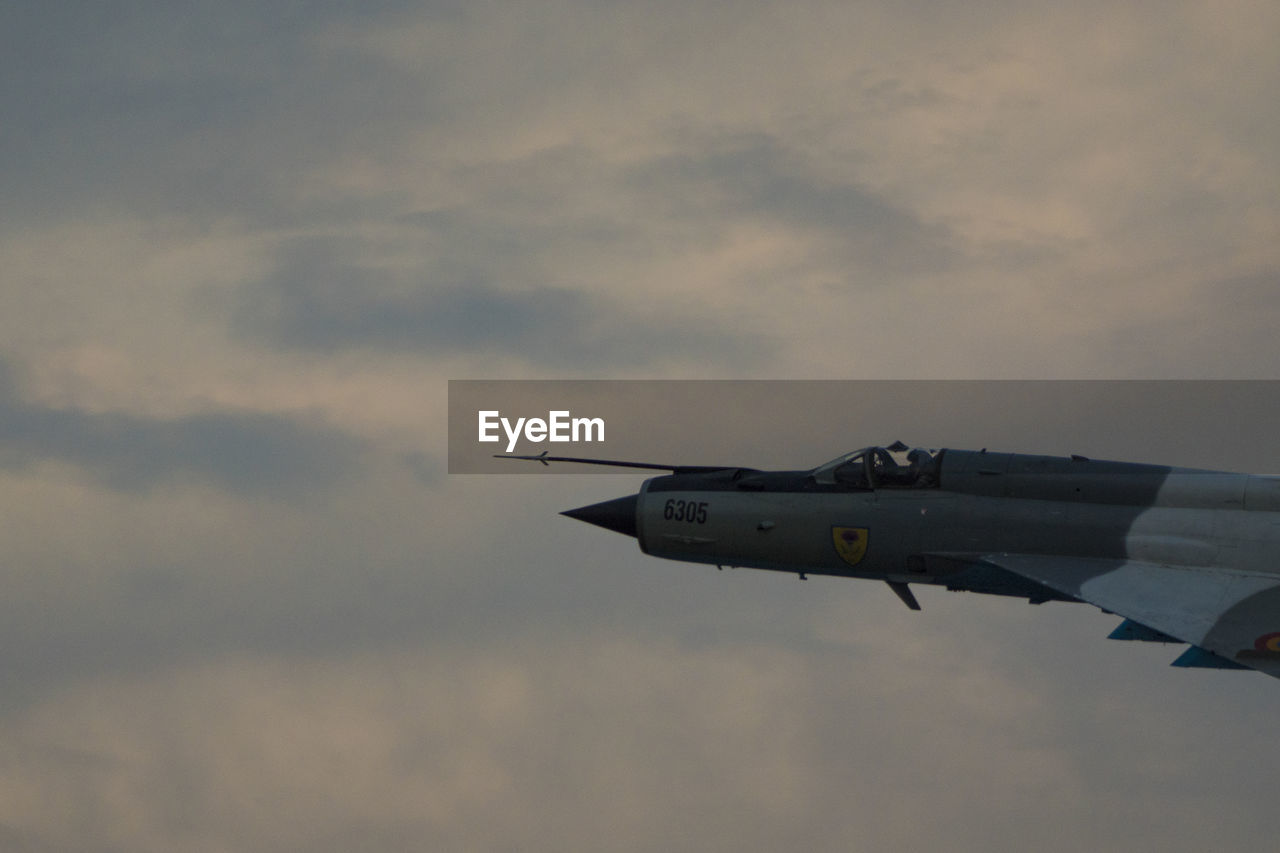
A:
[552,445,1280,678]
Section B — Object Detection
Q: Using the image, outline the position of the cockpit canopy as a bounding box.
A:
[810,444,940,489]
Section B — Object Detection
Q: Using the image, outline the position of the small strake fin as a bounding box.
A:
[886,581,922,611]
[1107,618,1178,643]
[1171,646,1251,670]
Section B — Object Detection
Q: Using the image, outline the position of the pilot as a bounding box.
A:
[872,448,914,486]
[907,448,938,485]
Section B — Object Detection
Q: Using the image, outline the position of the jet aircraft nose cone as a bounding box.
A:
[562,494,638,538]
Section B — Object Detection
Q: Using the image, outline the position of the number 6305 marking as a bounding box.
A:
[663,499,708,524]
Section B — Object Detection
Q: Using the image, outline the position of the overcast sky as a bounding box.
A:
[2,2,1279,851]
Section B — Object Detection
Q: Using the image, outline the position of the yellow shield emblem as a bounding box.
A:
[832,527,869,566]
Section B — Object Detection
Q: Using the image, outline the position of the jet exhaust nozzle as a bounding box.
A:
[562,494,639,538]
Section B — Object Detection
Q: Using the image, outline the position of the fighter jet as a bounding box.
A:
[508,443,1280,678]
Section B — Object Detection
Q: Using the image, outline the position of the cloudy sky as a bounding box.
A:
[1,2,1278,850]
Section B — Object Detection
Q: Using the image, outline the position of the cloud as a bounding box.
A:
[0,3,432,231]
[233,234,774,371]
[0,639,1275,853]
[0,357,363,495]
[0,2,1278,851]
[625,132,960,275]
